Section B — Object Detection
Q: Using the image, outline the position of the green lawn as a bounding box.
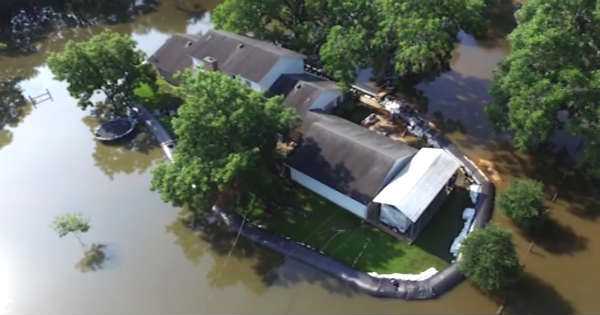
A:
[242,181,472,274]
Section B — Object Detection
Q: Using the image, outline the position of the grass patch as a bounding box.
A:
[242,180,466,274]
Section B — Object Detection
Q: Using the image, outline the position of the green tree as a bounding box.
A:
[498,178,545,230]
[52,213,91,247]
[151,70,298,215]
[487,0,600,177]
[459,225,522,293]
[48,31,156,115]
[213,0,489,87]
[319,25,368,90]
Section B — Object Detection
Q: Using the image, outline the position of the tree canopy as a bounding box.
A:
[52,213,90,239]
[498,178,546,230]
[151,70,298,213]
[487,0,600,177]
[48,31,156,114]
[459,225,522,293]
[213,0,489,87]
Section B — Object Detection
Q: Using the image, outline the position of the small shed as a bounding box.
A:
[267,73,343,117]
[373,148,461,240]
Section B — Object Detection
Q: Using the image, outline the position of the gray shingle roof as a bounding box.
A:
[149,30,305,82]
[288,112,417,204]
[267,73,340,117]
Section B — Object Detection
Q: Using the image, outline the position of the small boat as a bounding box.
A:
[94,117,137,142]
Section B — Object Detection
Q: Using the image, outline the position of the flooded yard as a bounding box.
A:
[1,0,599,314]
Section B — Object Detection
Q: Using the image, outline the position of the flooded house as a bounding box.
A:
[150,29,461,241]
[149,29,305,91]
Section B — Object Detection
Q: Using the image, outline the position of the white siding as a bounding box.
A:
[310,90,343,112]
[290,168,368,219]
[258,57,304,92]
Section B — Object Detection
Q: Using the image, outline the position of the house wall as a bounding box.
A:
[289,167,368,219]
[258,57,305,92]
[405,173,457,240]
[310,90,343,112]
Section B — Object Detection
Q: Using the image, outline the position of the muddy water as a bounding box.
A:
[0,1,597,314]
[419,18,600,315]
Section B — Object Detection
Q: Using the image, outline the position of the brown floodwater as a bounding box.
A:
[0,1,598,314]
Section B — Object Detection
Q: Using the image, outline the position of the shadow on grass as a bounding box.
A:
[249,180,447,274]
[415,187,473,262]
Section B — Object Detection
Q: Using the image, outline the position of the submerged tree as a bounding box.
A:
[459,225,522,293]
[151,70,298,217]
[213,0,489,87]
[52,213,91,247]
[498,178,546,231]
[48,31,156,115]
[487,0,600,178]
[52,212,107,271]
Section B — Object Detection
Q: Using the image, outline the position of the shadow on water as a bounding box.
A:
[484,0,518,40]
[505,273,575,315]
[166,211,359,297]
[417,71,497,140]
[522,217,588,256]
[75,243,108,273]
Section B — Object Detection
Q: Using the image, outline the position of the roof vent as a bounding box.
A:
[185,41,193,48]
[237,43,245,49]
[295,84,302,90]
[203,56,218,71]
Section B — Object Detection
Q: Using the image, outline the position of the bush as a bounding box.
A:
[459,226,522,293]
[498,178,545,230]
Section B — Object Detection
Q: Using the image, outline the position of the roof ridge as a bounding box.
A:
[310,114,413,161]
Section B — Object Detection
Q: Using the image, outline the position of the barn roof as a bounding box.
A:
[373,148,461,222]
[288,112,417,204]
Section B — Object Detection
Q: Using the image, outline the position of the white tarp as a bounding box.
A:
[368,267,439,281]
[373,148,461,222]
[450,208,476,257]
[468,184,481,204]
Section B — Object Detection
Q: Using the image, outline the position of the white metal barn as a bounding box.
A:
[374,148,461,240]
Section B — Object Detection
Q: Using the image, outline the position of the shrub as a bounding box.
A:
[459,225,522,293]
[498,178,545,230]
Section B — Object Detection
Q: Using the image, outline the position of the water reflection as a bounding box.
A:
[166,213,362,297]
[166,217,280,295]
[82,115,163,179]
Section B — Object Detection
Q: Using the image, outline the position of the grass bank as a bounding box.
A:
[241,180,471,274]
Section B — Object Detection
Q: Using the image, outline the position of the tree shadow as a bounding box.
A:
[290,132,384,205]
[504,273,575,315]
[75,243,108,273]
[483,0,518,40]
[522,217,588,255]
[167,209,362,297]
[416,71,496,140]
